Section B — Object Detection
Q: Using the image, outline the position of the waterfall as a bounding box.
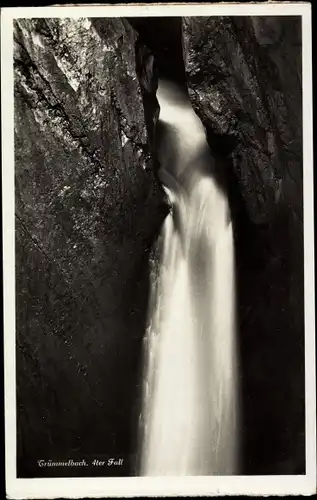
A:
[139,79,239,476]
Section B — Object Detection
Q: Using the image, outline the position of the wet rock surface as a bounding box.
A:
[183,16,302,224]
[183,16,304,474]
[14,18,166,476]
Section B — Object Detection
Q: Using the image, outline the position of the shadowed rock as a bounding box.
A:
[14,17,166,477]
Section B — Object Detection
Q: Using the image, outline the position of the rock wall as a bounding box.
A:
[183,16,304,474]
[14,17,166,477]
[183,16,302,224]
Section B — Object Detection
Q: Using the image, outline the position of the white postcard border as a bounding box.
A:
[2,3,315,498]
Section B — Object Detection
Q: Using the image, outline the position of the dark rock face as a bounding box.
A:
[14,18,166,477]
[183,17,304,474]
[183,16,302,224]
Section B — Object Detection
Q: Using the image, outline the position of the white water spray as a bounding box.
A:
[139,79,239,476]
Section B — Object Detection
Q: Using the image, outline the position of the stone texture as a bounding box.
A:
[14,17,166,476]
[183,16,302,225]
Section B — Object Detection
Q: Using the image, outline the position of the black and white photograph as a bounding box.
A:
[2,3,315,498]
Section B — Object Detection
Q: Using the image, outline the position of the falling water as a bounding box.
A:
[139,79,239,476]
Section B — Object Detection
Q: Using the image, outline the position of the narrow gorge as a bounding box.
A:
[14,15,304,477]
